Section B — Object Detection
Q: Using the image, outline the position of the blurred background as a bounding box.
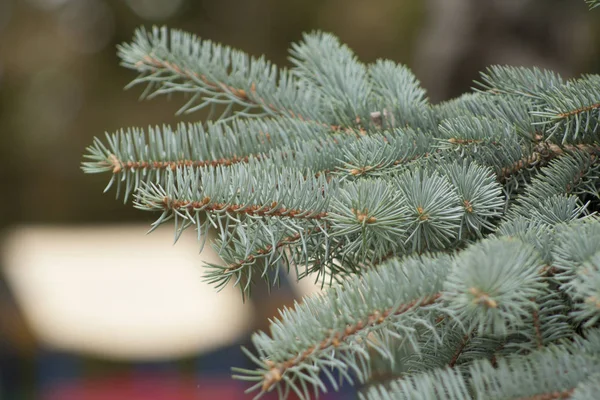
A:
[0,0,599,399]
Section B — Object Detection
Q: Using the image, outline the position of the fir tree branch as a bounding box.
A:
[80,19,600,400]
[532,306,543,350]
[223,228,318,273]
[334,128,434,179]
[533,75,600,144]
[498,141,600,182]
[586,0,600,10]
[476,66,564,101]
[436,92,537,140]
[447,332,471,368]
[82,118,352,201]
[233,254,451,398]
[203,221,332,297]
[506,150,600,222]
[118,26,327,122]
[259,293,442,393]
[289,32,372,127]
[236,236,555,398]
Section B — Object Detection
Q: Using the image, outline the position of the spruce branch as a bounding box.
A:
[586,0,600,10]
[532,75,600,144]
[436,116,533,186]
[436,93,536,140]
[394,168,464,252]
[85,19,600,400]
[440,161,504,237]
[400,322,500,376]
[132,163,335,251]
[118,26,326,122]
[203,220,332,298]
[334,128,434,179]
[507,151,600,221]
[552,220,600,327]
[236,235,561,398]
[363,340,600,400]
[233,254,450,398]
[82,118,351,201]
[442,238,547,337]
[501,289,575,354]
[477,65,564,101]
[368,60,428,111]
[289,32,373,127]
[367,60,435,131]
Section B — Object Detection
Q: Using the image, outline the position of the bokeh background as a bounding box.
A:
[0,0,599,399]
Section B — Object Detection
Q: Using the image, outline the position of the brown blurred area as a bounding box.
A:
[0,0,599,399]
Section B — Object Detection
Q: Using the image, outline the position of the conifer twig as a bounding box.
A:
[260,293,442,392]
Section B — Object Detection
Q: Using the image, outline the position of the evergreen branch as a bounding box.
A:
[321,178,412,260]
[400,321,501,375]
[364,341,600,400]
[572,372,600,400]
[587,0,600,10]
[136,168,328,220]
[468,347,599,399]
[437,161,504,238]
[435,116,535,187]
[259,294,442,393]
[84,20,600,400]
[532,75,600,144]
[553,218,600,285]
[498,141,600,183]
[118,26,326,121]
[223,226,320,273]
[361,367,471,400]
[561,251,600,328]
[138,162,503,297]
[82,118,349,201]
[436,92,536,139]
[476,66,564,100]
[503,289,575,354]
[393,168,464,252]
[498,151,544,182]
[236,236,558,397]
[531,306,543,349]
[161,196,328,220]
[367,60,432,131]
[496,217,557,267]
[133,164,335,247]
[203,220,332,298]
[516,389,573,400]
[233,254,451,398]
[334,128,434,179]
[442,239,547,336]
[369,60,428,110]
[507,151,600,221]
[209,165,502,296]
[289,32,372,127]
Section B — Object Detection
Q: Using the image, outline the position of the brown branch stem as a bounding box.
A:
[159,196,328,221]
[499,142,600,182]
[224,225,326,273]
[107,154,266,174]
[532,305,543,350]
[514,389,574,400]
[136,54,356,131]
[260,293,442,392]
[557,102,600,119]
[448,332,471,368]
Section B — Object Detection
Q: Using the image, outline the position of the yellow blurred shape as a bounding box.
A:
[1,224,254,360]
